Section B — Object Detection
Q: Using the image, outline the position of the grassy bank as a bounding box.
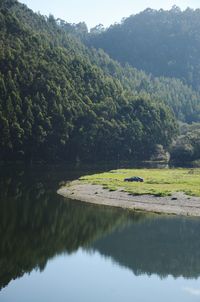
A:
[80,169,200,197]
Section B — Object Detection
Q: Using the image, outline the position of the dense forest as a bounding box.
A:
[171,122,200,163]
[0,0,178,162]
[88,6,200,91]
[0,0,200,162]
[88,51,200,123]
[61,17,200,124]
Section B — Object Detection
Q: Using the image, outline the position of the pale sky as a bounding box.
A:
[19,0,200,29]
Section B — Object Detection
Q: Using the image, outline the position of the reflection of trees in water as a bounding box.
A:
[0,165,136,290]
[1,165,200,292]
[92,216,200,279]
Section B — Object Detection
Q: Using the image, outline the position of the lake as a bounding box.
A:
[0,163,200,302]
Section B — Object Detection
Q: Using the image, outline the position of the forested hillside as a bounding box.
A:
[0,0,177,162]
[59,15,200,124]
[88,6,200,91]
[171,122,200,163]
[87,50,200,123]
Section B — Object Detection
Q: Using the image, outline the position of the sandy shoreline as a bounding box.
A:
[57,181,200,217]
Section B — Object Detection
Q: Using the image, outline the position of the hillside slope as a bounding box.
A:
[0,0,177,161]
[88,7,200,92]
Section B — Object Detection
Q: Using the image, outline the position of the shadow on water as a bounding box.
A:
[0,163,200,291]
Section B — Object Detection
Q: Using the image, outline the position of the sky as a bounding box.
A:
[19,0,200,29]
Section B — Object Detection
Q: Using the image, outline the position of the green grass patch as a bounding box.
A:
[79,168,200,197]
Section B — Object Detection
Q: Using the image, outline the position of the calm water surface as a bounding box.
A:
[0,163,200,302]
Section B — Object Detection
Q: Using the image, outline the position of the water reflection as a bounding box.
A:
[91,216,200,279]
[0,164,200,292]
[0,164,133,290]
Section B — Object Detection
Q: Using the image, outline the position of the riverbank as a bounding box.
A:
[58,168,200,217]
[58,180,200,217]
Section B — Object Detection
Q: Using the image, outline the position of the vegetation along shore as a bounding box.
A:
[58,169,200,217]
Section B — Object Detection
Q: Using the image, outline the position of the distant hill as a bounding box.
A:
[58,13,200,124]
[88,7,200,91]
[88,50,200,123]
